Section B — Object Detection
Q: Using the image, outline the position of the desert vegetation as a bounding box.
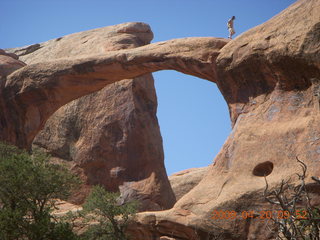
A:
[264,158,320,239]
[0,142,137,240]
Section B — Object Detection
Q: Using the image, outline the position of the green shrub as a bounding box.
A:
[81,185,138,240]
[0,142,80,240]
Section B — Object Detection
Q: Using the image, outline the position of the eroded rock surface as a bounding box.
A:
[0,49,25,77]
[7,22,176,210]
[1,0,318,238]
[3,35,227,148]
[127,0,320,239]
[2,24,227,211]
[169,167,208,201]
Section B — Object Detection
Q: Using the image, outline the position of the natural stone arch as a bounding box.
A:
[1,37,228,148]
[0,0,320,237]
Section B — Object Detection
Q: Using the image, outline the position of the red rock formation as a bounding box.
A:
[127,0,320,239]
[7,23,176,210]
[1,0,318,238]
[3,36,227,149]
[169,167,208,201]
[0,50,25,77]
[0,50,26,146]
[2,24,227,211]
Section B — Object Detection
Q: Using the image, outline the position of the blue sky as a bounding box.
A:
[1,0,295,175]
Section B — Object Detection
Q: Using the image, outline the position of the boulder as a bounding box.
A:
[169,167,208,200]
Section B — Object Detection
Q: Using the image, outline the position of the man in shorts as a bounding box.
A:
[228,16,236,39]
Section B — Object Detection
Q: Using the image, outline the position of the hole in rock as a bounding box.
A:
[252,161,274,177]
[154,71,231,176]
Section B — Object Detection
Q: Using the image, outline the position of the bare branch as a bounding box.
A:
[312,176,320,184]
[263,156,320,239]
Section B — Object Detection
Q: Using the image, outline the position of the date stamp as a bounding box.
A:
[211,209,308,220]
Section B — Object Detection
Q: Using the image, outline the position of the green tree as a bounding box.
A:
[0,142,80,240]
[81,185,138,240]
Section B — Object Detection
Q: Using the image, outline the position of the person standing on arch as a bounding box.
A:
[227,16,236,39]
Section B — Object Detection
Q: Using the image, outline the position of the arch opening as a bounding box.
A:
[154,70,231,176]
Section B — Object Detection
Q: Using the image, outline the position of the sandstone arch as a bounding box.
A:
[1,37,228,149]
[0,35,228,212]
[0,0,319,237]
[127,0,320,238]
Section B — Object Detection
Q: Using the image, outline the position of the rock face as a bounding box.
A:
[7,22,176,210]
[0,50,26,146]
[2,33,227,213]
[169,167,208,201]
[127,0,320,239]
[3,35,227,149]
[0,50,25,77]
[1,0,318,238]
[3,24,227,210]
